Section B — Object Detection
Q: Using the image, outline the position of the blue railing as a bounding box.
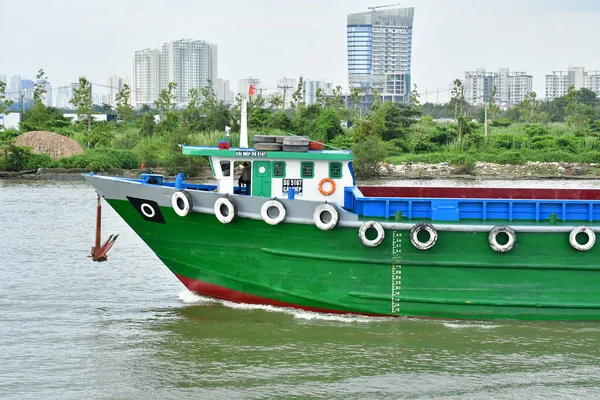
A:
[343,187,600,222]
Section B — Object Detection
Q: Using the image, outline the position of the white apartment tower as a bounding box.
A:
[463,68,532,106]
[304,79,335,105]
[133,48,161,107]
[545,67,600,99]
[107,75,123,107]
[160,39,218,106]
[216,78,234,105]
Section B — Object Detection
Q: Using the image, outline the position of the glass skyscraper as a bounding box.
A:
[347,7,414,104]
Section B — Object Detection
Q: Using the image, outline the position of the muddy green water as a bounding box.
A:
[1,180,600,399]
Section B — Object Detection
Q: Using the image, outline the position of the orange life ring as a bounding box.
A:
[318,178,336,196]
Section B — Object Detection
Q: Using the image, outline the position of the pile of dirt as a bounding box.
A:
[15,131,85,160]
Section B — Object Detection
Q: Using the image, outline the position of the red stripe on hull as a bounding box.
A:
[358,186,600,200]
[175,274,386,317]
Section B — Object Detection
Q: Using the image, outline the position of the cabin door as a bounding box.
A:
[252,161,272,197]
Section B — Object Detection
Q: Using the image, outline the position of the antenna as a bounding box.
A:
[368,3,402,11]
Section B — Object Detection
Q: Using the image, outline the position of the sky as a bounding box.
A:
[2,0,600,102]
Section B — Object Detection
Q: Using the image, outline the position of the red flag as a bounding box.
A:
[248,85,255,96]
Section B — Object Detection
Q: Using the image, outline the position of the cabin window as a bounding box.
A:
[301,162,314,178]
[329,162,342,179]
[220,161,231,177]
[273,161,286,178]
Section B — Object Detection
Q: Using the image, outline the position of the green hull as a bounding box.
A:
[108,199,600,321]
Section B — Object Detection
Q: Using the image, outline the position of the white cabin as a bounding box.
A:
[182,145,355,205]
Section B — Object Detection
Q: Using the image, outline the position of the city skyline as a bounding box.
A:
[1,0,600,104]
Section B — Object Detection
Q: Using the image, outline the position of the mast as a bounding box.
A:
[240,93,248,148]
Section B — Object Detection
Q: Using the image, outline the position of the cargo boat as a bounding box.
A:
[83,130,600,321]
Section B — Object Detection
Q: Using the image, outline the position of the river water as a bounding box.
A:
[1,179,600,399]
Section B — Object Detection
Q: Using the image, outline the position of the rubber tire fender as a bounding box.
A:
[569,225,596,251]
[214,196,238,224]
[261,199,286,225]
[410,222,438,251]
[488,225,516,253]
[172,191,193,217]
[313,203,339,231]
[358,221,385,247]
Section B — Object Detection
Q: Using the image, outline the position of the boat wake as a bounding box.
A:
[177,290,388,323]
[442,321,503,330]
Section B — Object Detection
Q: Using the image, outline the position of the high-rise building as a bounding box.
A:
[123,76,133,106]
[347,6,414,105]
[57,83,78,109]
[107,75,123,107]
[216,78,234,105]
[160,39,218,106]
[44,83,52,107]
[304,79,335,105]
[0,74,6,84]
[545,67,600,99]
[133,48,161,107]
[462,68,532,106]
[8,75,22,100]
[92,93,108,106]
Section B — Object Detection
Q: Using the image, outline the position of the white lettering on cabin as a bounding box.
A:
[235,151,267,157]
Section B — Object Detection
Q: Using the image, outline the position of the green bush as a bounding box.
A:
[0,128,21,143]
[488,133,526,150]
[523,124,548,137]
[58,148,140,171]
[450,155,476,175]
[579,152,600,163]
[412,137,439,153]
[496,150,523,165]
[24,153,58,169]
[351,136,387,178]
[329,134,357,150]
[491,118,511,127]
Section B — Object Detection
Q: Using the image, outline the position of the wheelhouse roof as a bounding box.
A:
[182,146,354,161]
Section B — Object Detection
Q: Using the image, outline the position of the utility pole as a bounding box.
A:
[277,83,293,110]
[88,84,92,149]
[484,103,488,137]
[19,86,24,123]
[436,88,439,105]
